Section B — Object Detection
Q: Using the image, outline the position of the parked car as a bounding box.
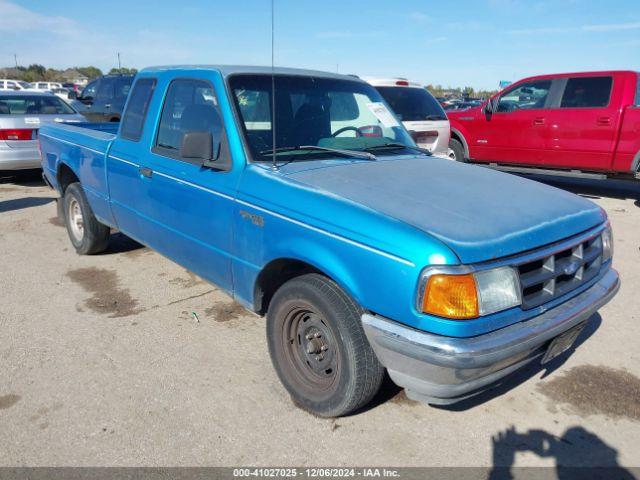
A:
[447,70,640,180]
[0,91,85,170]
[0,79,32,91]
[70,74,134,122]
[364,77,450,157]
[30,81,63,92]
[50,87,73,102]
[62,82,82,95]
[40,66,619,417]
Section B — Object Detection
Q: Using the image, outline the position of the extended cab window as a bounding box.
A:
[156,79,223,161]
[120,78,156,141]
[561,76,612,108]
[497,80,551,112]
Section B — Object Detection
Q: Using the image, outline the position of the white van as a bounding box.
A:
[363,77,450,157]
[30,82,63,92]
[0,79,32,91]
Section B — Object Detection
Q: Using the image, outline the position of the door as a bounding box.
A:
[472,79,552,165]
[76,79,99,121]
[542,76,617,170]
[133,77,237,292]
[92,77,115,122]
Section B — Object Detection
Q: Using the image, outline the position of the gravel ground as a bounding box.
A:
[0,170,638,470]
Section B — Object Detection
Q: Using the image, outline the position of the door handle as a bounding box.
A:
[139,167,153,178]
[104,104,111,109]
[533,117,545,125]
[597,116,611,126]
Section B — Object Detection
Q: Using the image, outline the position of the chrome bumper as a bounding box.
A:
[362,268,620,405]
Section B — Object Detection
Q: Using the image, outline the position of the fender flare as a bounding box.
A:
[450,128,470,158]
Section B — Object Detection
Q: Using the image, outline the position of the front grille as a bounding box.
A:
[517,234,603,309]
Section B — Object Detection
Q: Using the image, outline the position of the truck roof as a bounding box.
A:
[518,70,638,83]
[140,65,363,82]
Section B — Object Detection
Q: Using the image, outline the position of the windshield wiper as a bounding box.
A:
[363,143,432,156]
[259,145,376,161]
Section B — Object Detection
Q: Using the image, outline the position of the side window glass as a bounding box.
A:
[497,80,552,112]
[560,76,612,108]
[82,81,97,99]
[156,79,223,161]
[120,78,156,141]
[95,79,114,103]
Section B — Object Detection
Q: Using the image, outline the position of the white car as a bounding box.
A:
[0,79,32,91]
[30,81,63,92]
[363,77,450,157]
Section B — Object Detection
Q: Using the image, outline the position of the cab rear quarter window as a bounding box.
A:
[120,78,157,141]
[560,76,613,108]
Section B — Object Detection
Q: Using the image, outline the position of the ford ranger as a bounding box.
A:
[39,66,620,417]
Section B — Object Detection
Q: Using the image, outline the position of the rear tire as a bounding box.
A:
[63,182,110,255]
[448,138,466,162]
[267,273,384,417]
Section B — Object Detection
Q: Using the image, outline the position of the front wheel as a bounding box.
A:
[267,273,384,417]
[63,182,110,255]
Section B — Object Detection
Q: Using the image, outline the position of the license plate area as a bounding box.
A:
[541,322,586,365]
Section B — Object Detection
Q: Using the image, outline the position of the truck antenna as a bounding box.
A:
[270,0,278,170]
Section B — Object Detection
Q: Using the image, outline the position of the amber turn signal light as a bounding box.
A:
[422,273,479,319]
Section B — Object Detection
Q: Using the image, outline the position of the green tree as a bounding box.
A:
[76,66,103,80]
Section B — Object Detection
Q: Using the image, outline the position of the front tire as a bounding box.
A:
[63,182,110,255]
[448,138,466,162]
[267,274,384,417]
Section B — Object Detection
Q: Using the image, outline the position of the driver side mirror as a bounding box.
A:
[180,131,221,168]
[484,98,497,115]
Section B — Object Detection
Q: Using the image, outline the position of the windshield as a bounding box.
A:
[375,86,447,122]
[0,95,76,115]
[229,74,416,162]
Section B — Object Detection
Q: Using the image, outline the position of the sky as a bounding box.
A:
[1,0,639,90]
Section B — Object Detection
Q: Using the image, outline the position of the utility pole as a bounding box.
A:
[117,52,121,71]
[14,54,18,68]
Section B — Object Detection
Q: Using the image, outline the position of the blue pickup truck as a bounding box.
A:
[39,65,620,417]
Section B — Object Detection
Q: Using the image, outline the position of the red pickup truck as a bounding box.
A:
[447,71,640,180]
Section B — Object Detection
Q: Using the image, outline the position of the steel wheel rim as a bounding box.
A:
[68,198,84,241]
[281,304,339,395]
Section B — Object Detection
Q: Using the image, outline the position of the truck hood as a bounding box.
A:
[282,156,605,264]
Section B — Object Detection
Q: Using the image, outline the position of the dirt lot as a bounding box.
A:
[0,171,639,469]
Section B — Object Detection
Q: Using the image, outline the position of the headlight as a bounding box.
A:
[601,225,613,263]
[420,266,521,320]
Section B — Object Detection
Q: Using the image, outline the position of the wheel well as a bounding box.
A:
[253,259,321,314]
[56,163,79,194]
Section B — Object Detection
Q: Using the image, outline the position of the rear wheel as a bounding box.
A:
[63,182,110,255]
[448,138,466,162]
[267,273,384,417]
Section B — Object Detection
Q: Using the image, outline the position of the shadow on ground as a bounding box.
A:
[522,174,640,204]
[488,425,636,479]
[0,169,46,187]
[0,196,54,213]
[105,232,146,255]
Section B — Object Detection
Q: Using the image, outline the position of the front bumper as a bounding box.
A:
[362,268,620,405]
